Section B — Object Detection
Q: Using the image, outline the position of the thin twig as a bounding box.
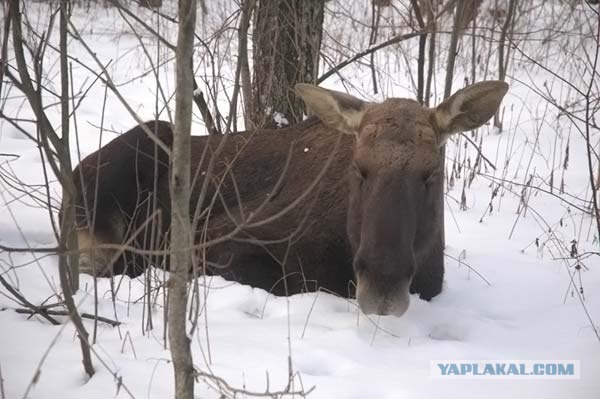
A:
[13,308,121,327]
[0,273,60,325]
[318,31,426,83]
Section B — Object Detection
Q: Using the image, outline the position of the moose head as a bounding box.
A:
[296,81,508,316]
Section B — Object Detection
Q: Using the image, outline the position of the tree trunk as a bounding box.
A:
[424,0,437,106]
[410,0,426,104]
[251,0,325,128]
[239,0,255,129]
[439,0,474,262]
[444,0,468,98]
[494,0,518,130]
[8,0,94,377]
[168,0,196,398]
[59,0,80,293]
[59,0,94,375]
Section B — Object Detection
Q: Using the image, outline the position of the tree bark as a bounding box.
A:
[59,0,80,293]
[8,0,94,377]
[424,0,437,106]
[494,0,518,130]
[239,0,255,130]
[440,0,472,261]
[59,0,93,375]
[251,0,325,128]
[410,0,426,104]
[168,0,196,398]
[439,0,479,253]
[444,0,464,98]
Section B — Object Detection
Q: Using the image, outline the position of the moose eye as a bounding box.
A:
[352,162,367,181]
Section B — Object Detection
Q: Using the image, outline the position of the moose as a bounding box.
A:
[73,81,508,317]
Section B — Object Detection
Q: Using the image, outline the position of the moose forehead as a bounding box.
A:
[354,98,439,171]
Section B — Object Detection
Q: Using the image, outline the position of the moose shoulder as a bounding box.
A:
[73,81,508,317]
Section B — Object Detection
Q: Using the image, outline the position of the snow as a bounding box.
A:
[273,111,290,128]
[1,1,599,398]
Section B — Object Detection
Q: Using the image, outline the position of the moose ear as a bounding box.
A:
[295,84,367,135]
[433,81,509,140]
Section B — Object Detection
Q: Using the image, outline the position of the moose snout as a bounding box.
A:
[354,261,413,317]
[357,288,411,317]
[352,248,416,317]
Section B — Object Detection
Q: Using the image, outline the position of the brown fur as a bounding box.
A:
[72,81,508,316]
[73,121,173,276]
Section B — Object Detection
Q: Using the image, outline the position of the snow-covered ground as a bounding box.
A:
[1,1,599,398]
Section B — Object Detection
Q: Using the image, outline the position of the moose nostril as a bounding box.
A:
[377,301,390,316]
[356,278,412,317]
